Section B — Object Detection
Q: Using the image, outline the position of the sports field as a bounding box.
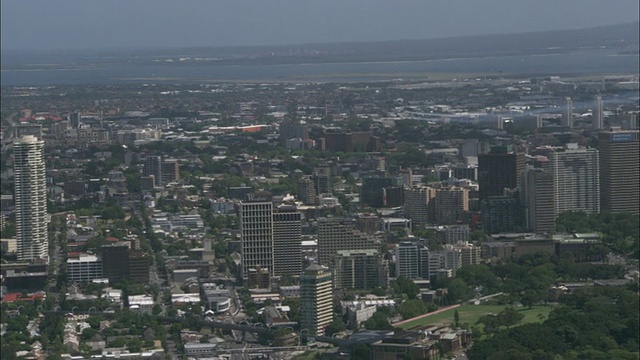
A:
[396,304,553,330]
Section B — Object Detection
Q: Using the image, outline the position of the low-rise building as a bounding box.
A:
[128,295,154,314]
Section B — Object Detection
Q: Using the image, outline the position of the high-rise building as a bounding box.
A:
[478,146,525,202]
[549,145,600,214]
[102,244,129,284]
[361,175,403,208]
[13,135,48,261]
[128,250,151,283]
[458,244,482,266]
[143,156,163,187]
[435,186,469,225]
[297,177,317,204]
[161,159,180,185]
[481,195,525,234]
[521,165,556,234]
[300,264,333,336]
[273,208,302,277]
[562,97,573,128]
[442,245,463,277]
[395,242,430,280]
[403,186,437,226]
[332,249,387,290]
[593,96,603,130]
[67,253,103,283]
[239,200,274,281]
[317,218,379,266]
[431,225,471,245]
[598,129,640,213]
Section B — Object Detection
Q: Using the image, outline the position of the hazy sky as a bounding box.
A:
[2,0,638,51]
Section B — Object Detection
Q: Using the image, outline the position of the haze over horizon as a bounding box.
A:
[2,0,639,52]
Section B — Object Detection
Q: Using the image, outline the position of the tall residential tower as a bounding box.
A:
[13,135,48,261]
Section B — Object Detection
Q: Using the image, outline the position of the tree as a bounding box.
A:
[399,299,428,319]
[446,278,474,304]
[110,336,126,348]
[325,317,346,336]
[392,276,420,299]
[454,309,460,328]
[363,311,392,330]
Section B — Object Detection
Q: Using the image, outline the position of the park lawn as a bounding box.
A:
[397,304,554,330]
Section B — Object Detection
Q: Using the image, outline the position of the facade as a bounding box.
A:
[300,264,333,336]
[598,129,640,213]
[239,200,274,281]
[317,218,378,266]
[478,146,525,202]
[13,135,48,261]
[272,208,303,277]
[403,186,437,227]
[332,249,388,290]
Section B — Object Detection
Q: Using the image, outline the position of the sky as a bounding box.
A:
[2,0,639,51]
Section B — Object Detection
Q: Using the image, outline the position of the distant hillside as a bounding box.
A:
[143,21,640,63]
[2,21,638,67]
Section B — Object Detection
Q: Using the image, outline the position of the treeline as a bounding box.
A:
[468,285,639,360]
[556,211,639,258]
[441,251,627,307]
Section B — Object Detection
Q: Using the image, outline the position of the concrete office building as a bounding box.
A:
[598,129,640,213]
[67,254,103,283]
[13,136,48,261]
[300,264,333,336]
[317,218,379,266]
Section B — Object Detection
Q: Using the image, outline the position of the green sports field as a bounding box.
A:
[397,304,554,330]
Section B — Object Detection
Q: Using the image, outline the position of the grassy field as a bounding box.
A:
[397,304,554,330]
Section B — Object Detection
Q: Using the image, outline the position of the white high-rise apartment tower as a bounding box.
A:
[593,96,603,130]
[13,135,48,261]
[563,97,573,128]
[549,145,600,214]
